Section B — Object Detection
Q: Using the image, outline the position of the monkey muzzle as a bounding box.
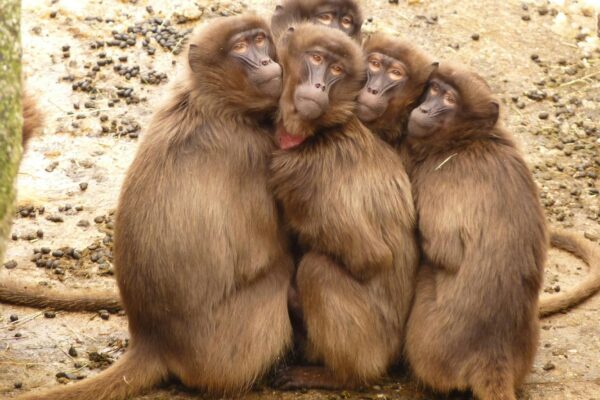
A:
[250,60,283,98]
[357,88,387,122]
[294,83,330,120]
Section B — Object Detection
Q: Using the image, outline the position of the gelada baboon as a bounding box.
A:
[357,34,435,144]
[270,23,418,389]
[16,14,293,400]
[403,64,546,400]
[271,0,363,41]
[354,37,600,318]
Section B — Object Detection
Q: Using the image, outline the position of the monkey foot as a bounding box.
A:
[273,366,346,390]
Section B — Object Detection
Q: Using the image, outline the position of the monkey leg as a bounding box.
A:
[406,264,528,399]
[173,259,293,395]
[291,251,400,388]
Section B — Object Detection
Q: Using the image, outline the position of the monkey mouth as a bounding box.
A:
[295,96,326,120]
[276,122,307,150]
[357,103,381,122]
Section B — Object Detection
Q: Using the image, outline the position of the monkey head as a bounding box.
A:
[187,15,282,111]
[276,23,365,146]
[407,64,500,142]
[271,0,363,41]
[356,34,436,142]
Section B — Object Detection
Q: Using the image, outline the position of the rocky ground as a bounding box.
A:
[1,0,599,398]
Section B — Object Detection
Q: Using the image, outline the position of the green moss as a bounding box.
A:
[0,0,22,261]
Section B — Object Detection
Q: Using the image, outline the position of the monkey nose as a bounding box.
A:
[260,59,272,66]
[367,87,379,95]
[315,83,326,91]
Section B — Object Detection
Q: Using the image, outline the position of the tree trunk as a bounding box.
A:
[0,0,22,263]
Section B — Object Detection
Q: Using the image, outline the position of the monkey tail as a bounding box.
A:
[539,229,600,317]
[16,346,166,400]
[0,281,122,312]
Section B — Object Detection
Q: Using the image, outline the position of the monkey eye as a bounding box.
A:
[388,68,405,81]
[330,64,344,76]
[341,15,353,28]
[255,33,266,47]
[232,41,248,53]
[310,53,323,65]
[444,93,457,106]
[317,13,333,24]
[368,59,381,72]
[429,82,440,95]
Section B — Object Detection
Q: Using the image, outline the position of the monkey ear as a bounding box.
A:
[188,44,201,73]
[488,101,500,126]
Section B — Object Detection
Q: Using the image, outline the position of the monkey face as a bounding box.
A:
[357,52,409,122]
[310,0,361,37]
[293,48,347,119]
[228,29,283,98]
[408,79,459,138]
[271,0,363,41]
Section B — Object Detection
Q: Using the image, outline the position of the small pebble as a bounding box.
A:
[539,112,549,120]
[46,214,64,223]
[44,311,56,318]
[543,362,556,371]
[99,310,110,320]
[9,314,19,322]
[471,33,480,41]
[4,260,17,270]
[14,382,22,389]
[77,220,91,228]
[79,182,88,191]
[68,346,78,357]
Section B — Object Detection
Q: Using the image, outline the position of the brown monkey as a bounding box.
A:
[16,14,293,400]
[357,34,435,145]
[354,37,600,318]
[271,0,363,41]
[403,64,546,400]
[270,23,418,389]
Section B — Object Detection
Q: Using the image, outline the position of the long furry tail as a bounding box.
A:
[0,281,122,312]
[539,229,600,317]
[16,346,166,400]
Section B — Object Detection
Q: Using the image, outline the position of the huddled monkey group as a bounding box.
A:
[6,1,600,400]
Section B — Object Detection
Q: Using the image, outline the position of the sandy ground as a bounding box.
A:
[1,0,599,398]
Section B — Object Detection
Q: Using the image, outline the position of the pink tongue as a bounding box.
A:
[277,126,306,150]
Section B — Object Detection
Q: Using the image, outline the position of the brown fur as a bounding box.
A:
[271,24,418,387]
[271,0,363,41]
[21,90,43,147]
[0,282,120,312]
[361,34,434,144]
[404,64,547,400]
[16,14,293,400]
[539,230,600,316]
